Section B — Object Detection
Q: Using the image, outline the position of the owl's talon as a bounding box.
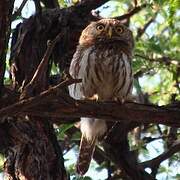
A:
[89,94,99,101]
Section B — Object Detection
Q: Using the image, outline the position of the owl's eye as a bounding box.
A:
[96,24,105,31]
[116,26,124,34]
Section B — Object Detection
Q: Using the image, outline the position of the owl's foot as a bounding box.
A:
[88,94,99,101]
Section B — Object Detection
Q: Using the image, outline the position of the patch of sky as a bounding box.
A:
[14,0,35,18]
[97,1,128,18]
[139,139,164,162]
[139,74,161,92]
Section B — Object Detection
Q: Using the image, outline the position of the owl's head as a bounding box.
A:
[79,19,134,49]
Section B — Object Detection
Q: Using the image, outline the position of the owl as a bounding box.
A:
[69,18,134,175]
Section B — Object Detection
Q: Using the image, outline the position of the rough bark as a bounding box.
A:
[3,119,67,180]
[0,1,179,179]
[1,1,111,180]
[0,0,14,94]
[0,84,180,127]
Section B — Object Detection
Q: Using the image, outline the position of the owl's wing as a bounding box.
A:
[69,46,85,100]
[69,47,97,175]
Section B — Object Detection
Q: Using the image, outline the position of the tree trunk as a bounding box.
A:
[3,118,67,180]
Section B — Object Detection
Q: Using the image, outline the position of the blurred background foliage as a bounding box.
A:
[1,0,180,179]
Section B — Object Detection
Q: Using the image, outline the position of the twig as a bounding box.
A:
[0,78,81,118]
[116,4,147,20]
[141,140,180,169]
[12,0,28,21]
[31,33,62,85]
[156,125,163,135]
[136,13,158,40]
[175,67,180,93]
[34,0,42,14]
[133,0,138,7]
[135,54,180,67]
[21,32,63,99]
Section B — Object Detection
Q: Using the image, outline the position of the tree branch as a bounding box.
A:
[75,0,109,15]
[0,80,180,127]
[141,140,180,169]
[116,4,147,20]
[136,13,158,40]
[12,0,28,21]
[21,32,63,99]
[135,54,180,67]
[0,0,13,94]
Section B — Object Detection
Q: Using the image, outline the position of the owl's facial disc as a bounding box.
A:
[95,24,128,43]
[79,19,134,49]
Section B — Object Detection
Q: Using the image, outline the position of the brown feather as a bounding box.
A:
[69,18,134,175]
[76,135,96,175]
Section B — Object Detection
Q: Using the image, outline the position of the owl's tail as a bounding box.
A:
[76,135,96,175]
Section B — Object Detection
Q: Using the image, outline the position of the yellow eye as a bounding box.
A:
[96,24,105,31]
[116,26,123,34]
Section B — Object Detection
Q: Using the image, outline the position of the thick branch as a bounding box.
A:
[0,0,13,93]
[0,81,180,126]
[25,100,180,126]
[0,78,81,118]
[75,0,109,15]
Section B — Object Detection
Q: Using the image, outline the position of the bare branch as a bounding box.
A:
[12,0,28,21]
[21,32,63,99]
[141,140,180,169]
[135,54,180,67]
[133,0,138,7]
[116,4,147,20]
[0,0,13,93]
[74,0,109,16]
[0,81,180,127]
[136,13,158,40]
[0,78,81,119]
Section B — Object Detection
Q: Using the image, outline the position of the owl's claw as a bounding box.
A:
[89,94,99,101]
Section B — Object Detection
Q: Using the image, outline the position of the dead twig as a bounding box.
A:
[136,13,158,40]
[0,78,81,118]
[21,32,63,99]
[12,0,28,21]
[116,4,147,20]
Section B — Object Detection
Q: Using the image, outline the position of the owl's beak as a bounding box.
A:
[108,27,112,38]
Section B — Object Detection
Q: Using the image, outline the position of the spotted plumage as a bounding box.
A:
[69,18,134,175]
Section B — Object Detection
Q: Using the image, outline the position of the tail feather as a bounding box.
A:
[76,135,96,175]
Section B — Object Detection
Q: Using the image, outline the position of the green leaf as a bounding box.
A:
[56,124,74,140]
